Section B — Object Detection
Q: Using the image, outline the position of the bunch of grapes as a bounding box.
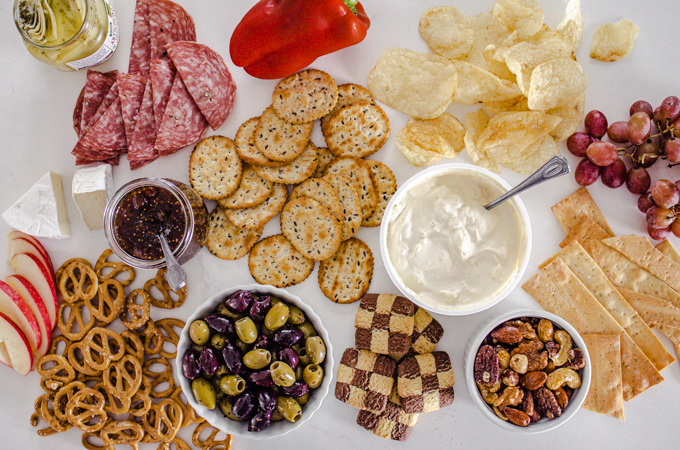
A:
[638,179,680,240]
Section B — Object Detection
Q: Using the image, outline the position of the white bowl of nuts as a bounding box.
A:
[464,309,591,433]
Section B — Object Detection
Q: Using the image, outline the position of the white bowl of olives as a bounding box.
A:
[175,284,334,439]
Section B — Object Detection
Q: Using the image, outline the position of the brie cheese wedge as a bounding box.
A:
[1,171,71,239]
[72,164,114,230]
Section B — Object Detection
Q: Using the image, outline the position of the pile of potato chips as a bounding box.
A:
[367,0,589,174]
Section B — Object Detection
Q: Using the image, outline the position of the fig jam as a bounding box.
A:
[114,185,185,260]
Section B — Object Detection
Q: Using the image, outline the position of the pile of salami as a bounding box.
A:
[71,0,237,169]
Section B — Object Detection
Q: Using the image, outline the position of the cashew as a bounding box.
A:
[537,319,554,342]
[551,330,573,367]
[509,354,529,374]
[545,367,581,390]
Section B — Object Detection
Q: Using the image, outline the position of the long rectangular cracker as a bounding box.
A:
[522,258,664,401]
[655,239,680,263]
[581,333,625,421]
[551,187,614,236]
[559,215,610,248]
[541,241,674,371]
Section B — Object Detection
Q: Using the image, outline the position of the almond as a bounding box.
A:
[520,371,548,391]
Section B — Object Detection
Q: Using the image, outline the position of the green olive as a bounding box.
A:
[297,346,311,366]
[219,398,242,421]
[276,396,302,423]
[270,361,296,387]
[211,333,228,350]
[303,364,324,389]
[265,302,290,330]
[189,320,210,345]
[306,336,326,364]
[270,296,283,306]
[191,343,207,352]
[234,338,250,354]
[215,365,229,378]
[295,364,304,382]
[219,375,246,396]
[243,349,272,370]
[216,303,245,320]
[235,317,258,344]
[287,305,306,325]
[191,377,216,410]
[295,392,309,406]
[271,408,285,422]
[297,321,317,340]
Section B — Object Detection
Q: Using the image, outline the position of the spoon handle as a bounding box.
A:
[484,154,570,210]
[158,233,186,291]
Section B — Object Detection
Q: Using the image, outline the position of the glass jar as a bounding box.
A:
[13,0,119,71]
[103,178,209,270]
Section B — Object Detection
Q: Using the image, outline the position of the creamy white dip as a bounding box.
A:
[386,168,526,311]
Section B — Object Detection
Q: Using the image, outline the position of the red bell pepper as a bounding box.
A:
[230,0,371,79]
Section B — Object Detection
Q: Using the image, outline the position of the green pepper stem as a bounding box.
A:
[344,0,358,15]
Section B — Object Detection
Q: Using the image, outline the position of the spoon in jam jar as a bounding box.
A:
[158,231,186,291]
[484,154,570,210]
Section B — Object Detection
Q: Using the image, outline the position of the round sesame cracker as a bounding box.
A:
[224,183,288,231]
[234,117,286,168]
[323,156,378,219]
[252,141,319,184]
[280,196,343,261]
[320,83,376,130]
[313,146,335,178]
[248,235,315,288]
[217,163,273,209]
[189,136,242,200]
[255,105,313,163]
[361,160,397,227]
[206,206,263,260]
[318,238,374,304]
[323,173,362,241]
[291,178,343,224]
[272,69,338,124]
[323,102,390,159]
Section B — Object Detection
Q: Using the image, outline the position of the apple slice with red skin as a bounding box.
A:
[6,231,53,271]
[0,311,33,376]
[10,253,57,329]
[6,275,51,359]
[8,237,53,275]
[0,280,42,353]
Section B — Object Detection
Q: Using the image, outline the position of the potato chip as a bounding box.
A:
[497,25,575,70]
[556,0,583,52]
[457,13,512,72]
[528,58,588,111]
[482,44,516,82]
[419,6,474,60]
[504,135,558,174]
[367,48,457,119]
[395,128,442,167]
[477,111,562,154]
[401,113,466,158]
[590,19,640,62]
[483,95,529,115]
[451,60,521,105]
[547,92,585,141]
[463,109,499,172]
[491,0,544,39]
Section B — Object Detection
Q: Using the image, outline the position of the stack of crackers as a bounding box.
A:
[523,187,680,421]
[335,294,452,441]
[188,69,398,303]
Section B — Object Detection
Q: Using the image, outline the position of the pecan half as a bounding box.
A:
[534,387,562,419]
[567,348,586,370]
[521,388,535,416]
[503,406,531,427]
[491,326,524,344]
[474,345,500,387]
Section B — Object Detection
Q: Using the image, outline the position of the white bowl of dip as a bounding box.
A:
[380,163,531,315]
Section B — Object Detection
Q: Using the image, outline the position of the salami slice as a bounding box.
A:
[149,58,176,131]
[79,97,127,152]
[72,140,119,162]
[129,0,151,75]
[73,85,85,136]
[148,0,196,60]
[75,154,120,166]
[167,41,236,130]
[118,73,148,146]
[80,70,117,137]
[128,78,158,168]
[154,74,208,156]
[82,81,120,138]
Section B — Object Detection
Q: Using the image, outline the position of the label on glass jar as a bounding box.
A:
[65,0,119,70]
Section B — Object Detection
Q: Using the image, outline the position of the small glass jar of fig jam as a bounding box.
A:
[104,178,208,269]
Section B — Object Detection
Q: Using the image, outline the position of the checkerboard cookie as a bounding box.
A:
[356,386,419,441]
[397,352,455,413]
[411,306,444,354]
[335,348,396,414]
[355,294,414,356]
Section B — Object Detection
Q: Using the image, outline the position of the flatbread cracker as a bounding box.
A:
[559,216,610,248]
[252,141,319,185]
[255,105,313,163]
[655,239,680,263]
[189,136,242,200]
[248,234,314,288]
[318,238,374,304]
[323,156,378,219]
[280,196,343,261]
[581,333,625,421]
[224,183,287,231]
[362,160,397,228]
[617,288,680,331]
[551,187,614,236]
[217,164,273,209]
[206,206,262,260]
[522,258,664,401]
[323,173,362,241]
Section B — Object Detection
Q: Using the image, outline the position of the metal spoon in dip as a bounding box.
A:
[484,154,570,210]
[158,232,186,291]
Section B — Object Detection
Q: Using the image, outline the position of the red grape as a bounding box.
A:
[632,141,660,168]
[628,112,652,145]
[626,167,651,194]
[672,116,680,138]
[607,121,629,143]
[574,158,600,186]
[566,132,595,157]
[658,96,680,124]
[651,179,680,208]
[664,137,680,163]
[585,110,608,138]
[648,224,672,241]
[630,100,653,118]
[672,219,680,238]
[586,141,618,166]
[638,192,655,213]
[601,158,627,188]
[646,205,675,229]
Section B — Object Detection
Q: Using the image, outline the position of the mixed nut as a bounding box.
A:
[474,317,586,427]
[181,290,327,432]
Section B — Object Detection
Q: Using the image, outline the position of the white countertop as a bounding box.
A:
[1,0,680,448]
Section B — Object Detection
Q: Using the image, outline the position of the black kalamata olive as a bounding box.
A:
[182,349,201,380]
[225,290,254,313]
[248,409,272,432]
[248,369,275,387]
[253,334,269,350]
[281,381,309,398]
[249,295,272,321]
[204,313,235,335]
[273,326,304,347]
[232,390,256,420]
[221,341,243,375]
[277,347,300,370]
[198,347,220,376]
[257,388,278,412]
